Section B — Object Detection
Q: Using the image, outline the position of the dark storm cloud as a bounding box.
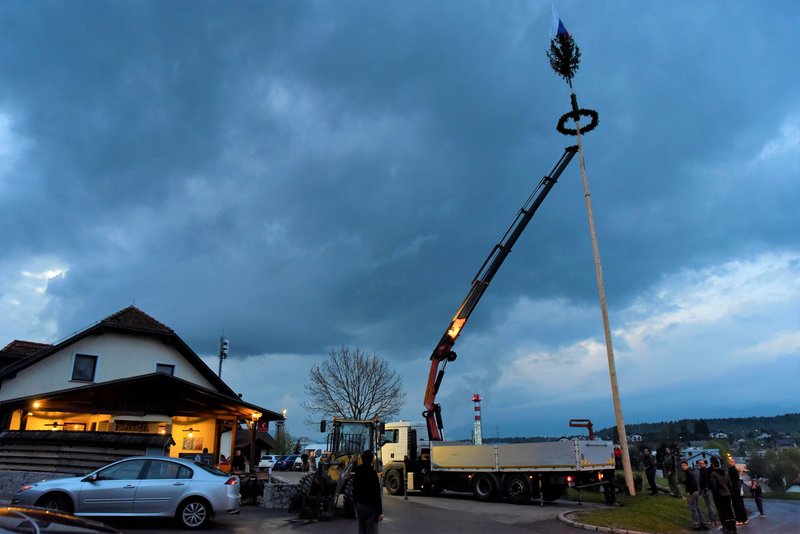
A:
[1,1,797,436]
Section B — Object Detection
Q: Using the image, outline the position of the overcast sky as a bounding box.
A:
[1,1,797,441]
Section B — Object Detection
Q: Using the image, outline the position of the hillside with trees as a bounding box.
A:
[597,413,800,442]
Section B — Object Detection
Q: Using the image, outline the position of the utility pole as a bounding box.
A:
[548,8,635,495]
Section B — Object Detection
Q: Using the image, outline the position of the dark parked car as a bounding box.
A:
[273,455,298,471]
[0,505,120,533]
[13,456,241,529]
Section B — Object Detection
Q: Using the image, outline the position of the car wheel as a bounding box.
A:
[177,498,210,529]
[36,493,73,514]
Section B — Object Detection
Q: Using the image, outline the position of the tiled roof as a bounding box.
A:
[0,340,53,358]
[99,305,174,334]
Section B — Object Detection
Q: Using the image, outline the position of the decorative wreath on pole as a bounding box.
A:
[547,27,599,137]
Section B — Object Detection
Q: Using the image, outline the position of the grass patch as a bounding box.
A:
[570,493,696,534]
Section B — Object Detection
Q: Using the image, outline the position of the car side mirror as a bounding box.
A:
[82,474,99,483]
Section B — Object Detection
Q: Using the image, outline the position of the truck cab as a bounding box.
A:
[380,421,429,495]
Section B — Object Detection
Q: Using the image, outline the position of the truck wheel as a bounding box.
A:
[505,474,531,504]
[385,469,403,495]
[542,483,566,502]
[471,474,496,501]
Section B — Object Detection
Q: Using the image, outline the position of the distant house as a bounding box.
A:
[628,434,643,443]
[0,306,283,474]
[776,438,797,450]
[755,432,771,441]
[710,432,728,439]
[681,446,721,468]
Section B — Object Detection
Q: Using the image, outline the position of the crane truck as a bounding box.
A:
[385,146,615,504]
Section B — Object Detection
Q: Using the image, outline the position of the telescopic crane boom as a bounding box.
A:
[423,146,578,442]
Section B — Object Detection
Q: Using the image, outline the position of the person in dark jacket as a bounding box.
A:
[749,479,765,517]
[352,450,383,534]
[663,447,681,497]
[642,448,658,495]
[681,460,708,530]
[231,449,246,473]
[696,459,718,525]
[709,457,737,533]
[727,456,748,525]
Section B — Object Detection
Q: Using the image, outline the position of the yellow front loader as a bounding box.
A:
[290,418,384,520]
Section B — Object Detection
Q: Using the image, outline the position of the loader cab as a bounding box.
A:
[319,418,384,473]
[331,420,374,455]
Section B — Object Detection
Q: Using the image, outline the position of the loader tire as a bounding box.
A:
[290,472,318,515]
[342,476,356,519]
[294,472,315,497]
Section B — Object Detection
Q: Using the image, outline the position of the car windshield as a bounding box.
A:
[193,462,230,477]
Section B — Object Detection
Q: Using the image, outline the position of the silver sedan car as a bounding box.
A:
[12,456,241,529]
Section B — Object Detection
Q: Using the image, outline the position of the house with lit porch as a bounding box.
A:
[0,306,282,475]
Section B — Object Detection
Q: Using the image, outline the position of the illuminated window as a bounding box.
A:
[71,354,98,382]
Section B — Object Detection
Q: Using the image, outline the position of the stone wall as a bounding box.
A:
[262,480,297,509]
[0,470,67,499]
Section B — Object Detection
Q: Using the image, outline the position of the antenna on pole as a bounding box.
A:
[217,334,229,378]
[547,6,634,496]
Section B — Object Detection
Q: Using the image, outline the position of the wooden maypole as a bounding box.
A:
[547,9,635,496]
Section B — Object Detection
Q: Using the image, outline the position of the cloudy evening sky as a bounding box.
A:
[1,1,797,441]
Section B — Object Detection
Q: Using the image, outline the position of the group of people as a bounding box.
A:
[299,450,318,472]
[641,447,764,533]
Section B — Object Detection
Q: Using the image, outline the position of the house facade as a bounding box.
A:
[0,306,281,474]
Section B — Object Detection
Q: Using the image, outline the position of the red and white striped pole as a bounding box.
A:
[472,394,483,445]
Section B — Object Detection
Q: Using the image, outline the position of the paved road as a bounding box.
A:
[105,492,800,534]
[8,472,797,533]
[105,480,591,533]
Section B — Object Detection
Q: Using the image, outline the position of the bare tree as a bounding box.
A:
[302,346,406,422]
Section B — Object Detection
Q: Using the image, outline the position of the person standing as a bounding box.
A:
[696,459,719,525]
[681,460,708,530]
[352,450,383,534]
[709,457,737,533]
[231,449,246,473]
[309,450,317,471]
[727,457,748,525]
[749,479,764,517]
[663,446,681,497]
[642,448,658,496]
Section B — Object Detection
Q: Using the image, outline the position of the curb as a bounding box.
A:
[558,510,652,534]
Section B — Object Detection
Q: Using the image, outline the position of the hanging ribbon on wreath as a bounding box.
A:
[547,7,599,136]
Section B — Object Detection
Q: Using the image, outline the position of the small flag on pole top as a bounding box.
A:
[550,4,570,37]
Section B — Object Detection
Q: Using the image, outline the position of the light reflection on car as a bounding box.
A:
[12,456,240,529]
